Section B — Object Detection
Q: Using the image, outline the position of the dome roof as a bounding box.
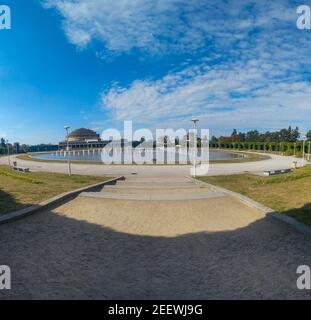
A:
[68,128,98,138]
[67,128,100,142]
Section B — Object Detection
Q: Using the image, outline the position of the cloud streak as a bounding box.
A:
[43,0,296,55]
[100,58,311,132]
[43,0,311,133]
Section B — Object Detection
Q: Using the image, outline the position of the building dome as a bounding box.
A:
[67,128,100,142]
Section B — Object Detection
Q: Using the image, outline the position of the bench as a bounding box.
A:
[13,166,30,173]
[263,168,291,176]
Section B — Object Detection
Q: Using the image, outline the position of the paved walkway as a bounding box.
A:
[1,176,311,299]
[0,153,302,177]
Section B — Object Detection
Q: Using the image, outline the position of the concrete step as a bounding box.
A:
[80,191,225,201]
[121,178,193,182]
[115,183,195,188]
[116,180,195,185]
[102,184,203,190]
[102,187,211,195]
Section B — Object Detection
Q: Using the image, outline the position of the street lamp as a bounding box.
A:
[191,117,199,177]
[302,136,307,167]
[294,142,296,157]
[64,126,72,176]
[6,140,11,166]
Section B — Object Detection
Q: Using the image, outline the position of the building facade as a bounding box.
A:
[59,128,109,150]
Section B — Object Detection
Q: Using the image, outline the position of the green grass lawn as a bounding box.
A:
[198,165,311,227]
[209,151,270,163]
[0,165,108,214]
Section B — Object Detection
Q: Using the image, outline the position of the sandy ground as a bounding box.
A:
[1,191,311,299]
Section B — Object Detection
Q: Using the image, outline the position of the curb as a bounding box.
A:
[0,176,124,225]
[191,176,311,236]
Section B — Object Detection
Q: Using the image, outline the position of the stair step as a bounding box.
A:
[80,191,225,201]
[102,187,210,195]
[102,184,203,189]
[116,181,194,185]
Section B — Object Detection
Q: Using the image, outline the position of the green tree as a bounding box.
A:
[231,129,238,142]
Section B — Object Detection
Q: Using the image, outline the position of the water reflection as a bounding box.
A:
[32,148,246,164]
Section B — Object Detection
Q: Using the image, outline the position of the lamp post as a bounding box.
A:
[6,140,11,166]
[64,126,72,176]
[191,117,199,177]
[302,136,306,167]
[294,142,296,156]
[308,141,311,161]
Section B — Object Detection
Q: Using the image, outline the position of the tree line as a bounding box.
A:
[211,126,311,143]
[0,138,58,155]
[209,127,311,157]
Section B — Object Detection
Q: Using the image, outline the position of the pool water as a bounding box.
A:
[32,149,246,164]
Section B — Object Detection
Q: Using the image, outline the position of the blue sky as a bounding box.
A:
[0,0,311,144]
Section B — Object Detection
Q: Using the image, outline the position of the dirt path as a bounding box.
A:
[1,177,311,299]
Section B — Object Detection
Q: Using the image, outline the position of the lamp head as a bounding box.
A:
[191,117,199,124]
[64,125,70,131]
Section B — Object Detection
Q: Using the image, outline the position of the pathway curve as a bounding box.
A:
[0,153,302,177]
[0,175,311,299]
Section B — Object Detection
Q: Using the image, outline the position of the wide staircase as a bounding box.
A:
[80,175,225,201]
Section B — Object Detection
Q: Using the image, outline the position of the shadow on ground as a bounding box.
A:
[0,190,29,215]
[0,203,311,300]
[283,204,311,227]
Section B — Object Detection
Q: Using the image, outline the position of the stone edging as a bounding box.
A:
[0,176,124,225]
[190,176,311,236]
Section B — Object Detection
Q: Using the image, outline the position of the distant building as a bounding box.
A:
[59,128,109,150]
[28,144,59,152]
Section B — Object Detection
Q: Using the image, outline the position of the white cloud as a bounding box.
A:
[43,0,311,133]
[43,0,297,54]
[100,58,311,133]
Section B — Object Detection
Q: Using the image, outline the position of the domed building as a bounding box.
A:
[66,128,100,142]
[59,128,108,150]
